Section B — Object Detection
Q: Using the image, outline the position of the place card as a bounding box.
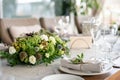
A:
[70,36,92,49]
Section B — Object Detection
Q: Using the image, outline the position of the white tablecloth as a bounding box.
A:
[0,38,120,80]
[0,59,60,80]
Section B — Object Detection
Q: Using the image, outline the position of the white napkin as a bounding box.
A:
[61,59,112,73]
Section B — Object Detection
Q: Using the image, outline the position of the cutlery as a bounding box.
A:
[113,56,120,68]
[113,65,120,68]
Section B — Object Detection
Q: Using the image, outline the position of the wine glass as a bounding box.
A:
[103,26,119,63]
[54,16,70,40]
[90,17,101,60]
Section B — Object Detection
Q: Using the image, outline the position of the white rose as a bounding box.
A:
[29,55,36,64]
[40,34,48,41]
[45,53,50,58]
[49,36,56,45]
[9,46,16,54]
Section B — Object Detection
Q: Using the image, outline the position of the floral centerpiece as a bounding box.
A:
[0,29,69,66]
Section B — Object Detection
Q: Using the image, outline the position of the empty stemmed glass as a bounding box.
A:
[54,16,67,36]
[90,17,101,60]
[54,16,70,40]
[103,26,119,63]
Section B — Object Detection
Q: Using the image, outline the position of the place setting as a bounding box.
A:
[41,52,113,80]
[59,53,113,75]
[41,21,119,80]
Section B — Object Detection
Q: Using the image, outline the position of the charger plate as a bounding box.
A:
[59,66,113,76]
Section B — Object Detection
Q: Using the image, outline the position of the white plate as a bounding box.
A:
[41,74,84,80]
[59,66,113,76]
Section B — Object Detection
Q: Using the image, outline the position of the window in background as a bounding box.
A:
[2,0,55,18]
[0,0,3,18]
[98,0,120,25]
[16,0,43,3]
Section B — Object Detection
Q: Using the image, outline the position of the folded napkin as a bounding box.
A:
[61,59,112,73]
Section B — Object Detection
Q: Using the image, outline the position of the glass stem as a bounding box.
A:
[93,41,97,60]
[108,45,113,63]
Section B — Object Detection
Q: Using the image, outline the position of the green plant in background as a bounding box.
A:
[62,0,99,16]
[0,29,69,66]
[61,0,71,15]
[81,0,99,15]
[71,53,84,64]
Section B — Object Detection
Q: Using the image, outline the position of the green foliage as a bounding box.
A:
[0,51,20,66]
[81,0,99,15]
[0,29,69,66]
[71,53,84,64]
[62,0,100,16]
[0,50,9,58]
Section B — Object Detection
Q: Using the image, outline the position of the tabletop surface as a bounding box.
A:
[0,48,120,80]
[1,59,120,80]
[0,37,120,80]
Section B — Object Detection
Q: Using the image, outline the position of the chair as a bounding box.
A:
[40,16,81,35]
[0,18,40,45]
[40,17,66,32]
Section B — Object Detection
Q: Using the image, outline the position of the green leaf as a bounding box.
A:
[81,53,84,59]
[48,43,55,56]
[7,53,20,66]
[71,53,84,64]
[0,50,9,58]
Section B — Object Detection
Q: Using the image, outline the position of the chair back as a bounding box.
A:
[39,16,67,32]
[0,18,40,45]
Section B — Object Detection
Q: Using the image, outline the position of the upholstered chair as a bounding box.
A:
[0,18,40,45]
[39,17,66,32]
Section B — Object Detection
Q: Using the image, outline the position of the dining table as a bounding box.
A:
[0,47,120,80]
[0,36,120,80]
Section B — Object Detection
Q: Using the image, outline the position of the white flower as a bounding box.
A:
[40,34,48,41]
[49,36,56,45]
[29,55,36,64]
[9,46,16,54]
[45,53,50,58]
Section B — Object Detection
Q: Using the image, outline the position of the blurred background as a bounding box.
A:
[0,0,119,23]
[0,0,120,24]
